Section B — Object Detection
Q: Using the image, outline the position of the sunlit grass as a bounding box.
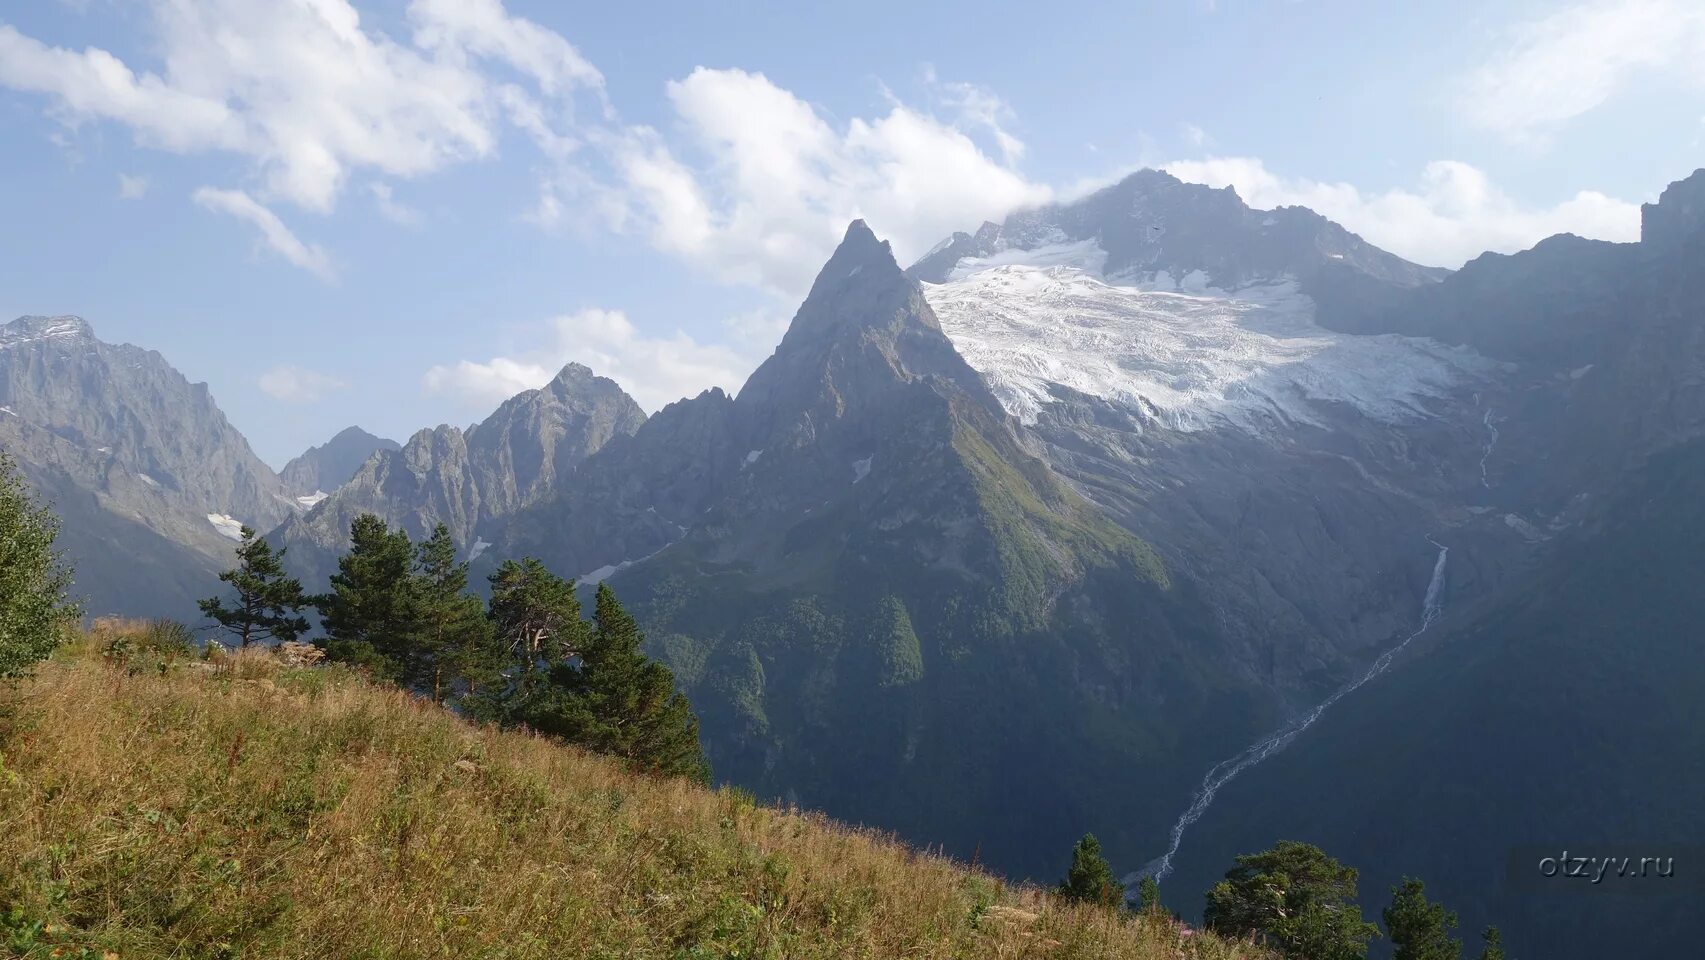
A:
[0,627,1270,959]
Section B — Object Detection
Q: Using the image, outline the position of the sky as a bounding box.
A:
[2,0,1702,466]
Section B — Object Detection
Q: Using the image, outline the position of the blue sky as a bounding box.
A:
[2,0,1702,465]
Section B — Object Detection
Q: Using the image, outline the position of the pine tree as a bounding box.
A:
[514,582,708,783]
[487,557,587,669]
[1384,877,1460,960]
[1138,874,1161,914]
[198,525,310,647]
[0,453,78,679]
[580,583,708,781]
[317,514,419,680]
[1204,841,1379,960]
[414,524,495,703]
[1058,833,1124,907]
[1476,926,1506,960]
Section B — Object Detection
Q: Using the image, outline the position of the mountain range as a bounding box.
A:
[8,166,1704,958]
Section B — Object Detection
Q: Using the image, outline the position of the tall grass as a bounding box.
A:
[0,628,1270,959]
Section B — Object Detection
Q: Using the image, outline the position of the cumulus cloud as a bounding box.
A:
[192,187,337,280]
[0,1,599,213]
[603,67,1050,296]
[117,173,148,199]
[1162,156,1641,267]
[423,308,753,413]
[258,364,347,403]
[1462,0,1705,141]
[1,3,1039,303]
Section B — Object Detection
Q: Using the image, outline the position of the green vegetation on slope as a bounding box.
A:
[0,631,1272,960]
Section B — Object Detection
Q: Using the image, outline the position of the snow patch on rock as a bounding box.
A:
[295,490,329,509]
[852,456,872,484]
[206,513,245,541]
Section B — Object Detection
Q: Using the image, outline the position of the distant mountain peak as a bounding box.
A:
[551,361,596,384]
[279,425,401,497]
[2,315,94,346]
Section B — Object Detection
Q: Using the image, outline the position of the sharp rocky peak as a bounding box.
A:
[770,219,937,353]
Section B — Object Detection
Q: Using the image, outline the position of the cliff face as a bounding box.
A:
[0,315,290,615]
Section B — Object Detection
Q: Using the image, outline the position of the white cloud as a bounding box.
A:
[258,364,347,403]
[923,65,1026,164]
[3,5,1041,299]
[604,67,1050,297]
[369,182,422,226]
[1162,156,1641,267]
[1463,0,1705,141]
[1181,122,1208,148]
[117,173,149,199]
[0,1,600,213]
[423,307,753,413]
[192,187,336,280]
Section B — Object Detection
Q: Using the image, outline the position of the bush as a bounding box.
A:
[97,618,196,675]
[0,453,78,680]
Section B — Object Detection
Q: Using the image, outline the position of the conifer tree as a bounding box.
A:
[0,453,78,679]
[1384,877,1460,960]
[487,557,586,669]
[1204,841,1379,960]
[514,582,708,783]
[199,525,310,647]
[414,523,495,703]
[1137,875,1161,914]
[1475,926,1506,960]
[317,513,419,679]
[1058,833,1124,907]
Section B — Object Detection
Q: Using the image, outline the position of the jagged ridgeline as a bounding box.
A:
[489,221,1278,879]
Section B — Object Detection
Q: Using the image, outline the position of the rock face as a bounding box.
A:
[0,315,290,616]
[1158,169,1705,960]
[914,171,1519,693]
[278,426,400,502]
[273,362,646,587]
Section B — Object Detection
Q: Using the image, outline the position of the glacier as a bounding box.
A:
[923,241,1490,437]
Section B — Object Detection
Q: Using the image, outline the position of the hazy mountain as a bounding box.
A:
[278,426,400,504]
[273,362,647,587]
[0,316,291,616]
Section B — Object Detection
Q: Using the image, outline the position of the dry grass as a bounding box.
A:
[0,631,1271,960]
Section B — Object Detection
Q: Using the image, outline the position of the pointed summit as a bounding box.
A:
[551,361,596,385]
[770,220,938,357]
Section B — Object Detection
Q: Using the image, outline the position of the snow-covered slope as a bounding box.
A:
[924,240,1491,437]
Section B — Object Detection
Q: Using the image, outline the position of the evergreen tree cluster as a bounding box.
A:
[200,513,707,782]
[1057,835,1510,960]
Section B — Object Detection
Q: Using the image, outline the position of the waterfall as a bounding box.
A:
[1479,408,1499,489]
[1130,538,1450,884]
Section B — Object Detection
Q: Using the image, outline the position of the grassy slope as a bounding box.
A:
[0,638,1270,960]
